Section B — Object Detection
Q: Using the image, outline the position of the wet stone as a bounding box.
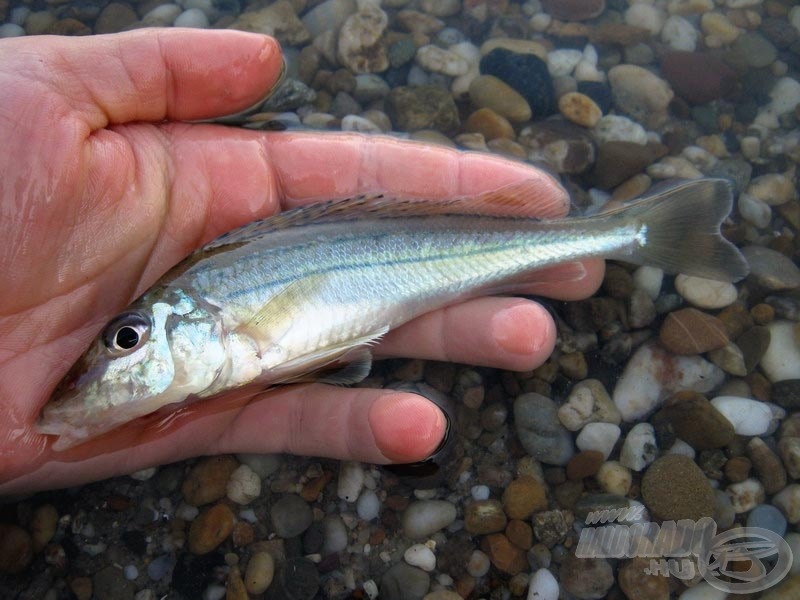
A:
[619,557,669,600]
[514,393,575,466]
[747,437,787,495]
[560,553,614,600]
[480,48,556,117]
[380,562,431,600]
[468,75,532,123]
[532,510,572,547]
[659,308,729,355]
[188,503,235,555]
[269,557,320,600]
[566,450,605,480]
[480,533,527,575]
[464,500,507,535]
[542,0,606,21]
[642,455,715,521]
[518,119,595,174]
[743,246,800,291]
[385,85,460,134]
[502,475,548,519]
[651,392,734,450]
[94,2,138,34]
[661,51,737,104]
[772,379,800,409]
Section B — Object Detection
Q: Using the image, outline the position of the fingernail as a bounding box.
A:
[491,301,550,355]
[370,393,447,463]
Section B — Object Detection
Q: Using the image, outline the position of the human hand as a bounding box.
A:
[0,29,603,495]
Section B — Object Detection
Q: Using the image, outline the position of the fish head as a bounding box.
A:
[38,288,229,450]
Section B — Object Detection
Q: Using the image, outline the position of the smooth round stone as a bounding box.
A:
[174,7,209,27]
[465,500,507,535]
[773,485,800,524]
[674,274,737,309]
[558,379,620,431]
[527,568,559,600]
[625,2,666,35]
[660,308,729,355]
[748,173,797,206]
[244,551,274,595]
[642,455,715,521]
[608,65,673,129]
[0,23,25,37]
[142,4,182,26]
[480,48,556,117]
[738,193,772,228]
[404,544,436,572]
[226,464,260,505]
[709,396,771,435]
[575,422,620,460]
[341,114,382,133]
[464,108,514,140]
[743,246,800,292]
[469,75,531,123]
[679,582,728,600]
[747,504,787,537]
[301,0,356,38]
[270,495,313,538]
[236,453,280,479]
[480,38,548,60]
[189,504,235,555]
[94,2,138,34]
[732,32,778,69]
[379,563,430,600]
[321,515,348,555]
[402,500,457,539]
[761,321,800,382]
[337,461,365,502]
[541,0,606,21]
[596,461,632,496]
[514,393,575,466]
[415,45,469,76]
[662,15,697,50]
[661,51,737,105]
[620,423,658,471]
[593,115,647,145]
[560,554,614,600]
[356,490,380,521]
[559,92,602,128]
[467,550,491,578]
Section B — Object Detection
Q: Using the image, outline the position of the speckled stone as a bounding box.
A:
[642,455,715,521]
[651,392,734,450]
[385,85,460,134]
[480,48,556,117]
[560,552,614,600]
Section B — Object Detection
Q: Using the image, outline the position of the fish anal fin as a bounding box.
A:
[283,348,374,386]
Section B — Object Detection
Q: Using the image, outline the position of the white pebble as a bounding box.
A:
[124,565,139,580]
[322,515,349,555]
[238,509,258,523]
[236,453,281,479]
[667,438,696,459]
[596,461,632,496]
[593,115,648,145]
[710,396,771,436]
[202,584,226,600]
[467,549,491,577]
[529,13,551,32]
[142,3,182,26]
[726,478,765,513]
[415,45,469,76]
[662,15,697,51]
[575,422,621,459]
[527,568,559,600]
[620,423,658,472]
[337,461,365,502]
[471,484,491,501]
[761,321,800,382]
[173,7,209,27]
[130,467,158,481]
[404,543,436,572]
[226,464,261,505]
[633,266,663,300]
[356,490,381,521]
[402,500,457,539]
[341,115,382,133]
[547,49,582,78]
[574,59,605,83]
[363,580,379,600]
[738,193,772,229]
[625,3,666,35]
[767,77,800,117]
[674,274,738,309]
[175,503,199,521]
[0,23,25,37]
[614,342,725,421]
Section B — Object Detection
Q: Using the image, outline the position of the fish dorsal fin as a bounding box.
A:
[203,179,549,251]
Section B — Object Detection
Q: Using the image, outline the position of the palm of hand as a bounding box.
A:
[0,30,601,495]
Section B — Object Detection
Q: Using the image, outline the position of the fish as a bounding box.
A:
[37,178,749,450]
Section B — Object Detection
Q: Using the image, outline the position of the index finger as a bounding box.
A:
[264,132,570,218]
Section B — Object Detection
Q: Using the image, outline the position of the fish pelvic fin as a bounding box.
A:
[610,179,749,282]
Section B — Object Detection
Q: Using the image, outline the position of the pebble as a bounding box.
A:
[747,504,788,537]
[270,494,313,538]
[514,393,575,465]
[620,423,658,471]
[760,321,800,382]
[379,563,430,600]
[416,45,469,76]
[321,515,348,555]
[659,308,729,355]
[642,455,715,521]
[225,567,247,600]
[619,558,669,600]
[559,379,621,431]
[727,478,766,513]
[30,504,58,553]
[559,553,614,600]
[747,437,787,494]
[0,23,24,37]
[748,173,797,206]
[778,437,800,479]
[182,456,239,507]
[337,1,389,73]
[480,48,556,117]
[94,565,135,600]
[613,342,725,421]
[404,544,436,572]
[738,193,772,228]
[744,246,800,292]
[464,108,514,141]
[188,504,235,555]
[679,582,728,600]
[0,523,33,574]
[661,51,737,104]
[651,392,735,450]
[527,567,559,600]
[731,32,778,69]
[94,2,138,34]
[709,396,771,435]
[147,555,174,581]
[301,0,356,38]
[465,500,507,534]
[502,476,548,520]
[546,49,583,78]
[468,75,532,123]
[481,533,527,575]
[541,0,606,21]
[356,490,380,521]
[519,120,595,174]
[337,461,365,502]
[238,552,274,594]
[231,2,309,45]
[596,461,632,496]
[674,274,738,309]
[402,500,457,539]
[71,577,93,600]
[575,422,620,460]
[558,92,602,128]
[701,12,741,46]
[226,464,261,505]
[174,7,208,27]
[661,15,698,51]
[714,490,736,530]
[773,485,800,523]
[593,115,648,146]
[608,65,673,129]
[625,2,666,35]
[385,85,460,134]
[467,549,491,578]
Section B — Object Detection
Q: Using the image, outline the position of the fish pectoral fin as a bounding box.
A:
[271,326,389,386]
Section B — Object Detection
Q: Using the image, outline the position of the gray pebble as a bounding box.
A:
[379,562,430,600]
[270,495,313,539]
[514,393,575,466]
[747,504,787,537]
[743,246,800,291]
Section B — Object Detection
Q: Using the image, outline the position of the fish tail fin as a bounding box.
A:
[611,179,749,282]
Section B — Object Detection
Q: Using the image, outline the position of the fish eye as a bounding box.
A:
[102,312,151,355]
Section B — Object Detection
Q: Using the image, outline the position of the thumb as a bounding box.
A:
[2,29,282,129]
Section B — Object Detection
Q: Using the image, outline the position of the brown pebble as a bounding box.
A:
[724,456,751,483]
[385,495,409,511]
[559,92,602,128]
[455,574,476,598]
[746,437,787,495]
[480,533,527,575]
[226,565,248,600]
[487,137,527,159]
[502,476,548,520]
[232,521,254,547]
[464,108,514,141]
[46,18,91,35]
[641,455,715,521]
[612,174,651,202]
[70,576,93,600]
[300,471,333,502]
[659,308,728,355]
[558,351,588,380]
[542,0,606,21]
[751,303,775,325]
[560,552,615,599]
[189,504,235,555]
[717,303,754,339]
[567,450,605,480]
[464,500,507,535]
[619,557,669,600]
[30,504,59,553]
[0,524,33,574]
[505,519,533,550]
[651,391,734,450]
[745,372,771,402]
[603,264,634,299]
[182,456,239,506]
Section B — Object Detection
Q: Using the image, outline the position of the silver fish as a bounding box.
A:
[38,178,748,450]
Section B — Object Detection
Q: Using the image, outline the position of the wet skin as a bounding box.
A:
[0,29,603,495]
